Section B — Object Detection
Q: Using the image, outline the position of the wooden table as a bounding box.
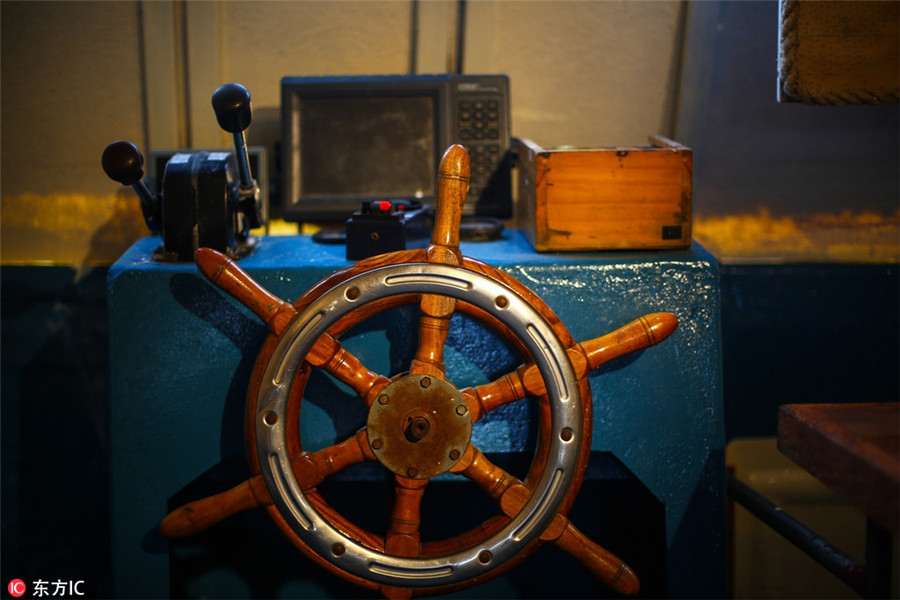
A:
[778,402,899,597]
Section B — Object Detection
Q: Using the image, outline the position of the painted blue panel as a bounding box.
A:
[108,232,723,598]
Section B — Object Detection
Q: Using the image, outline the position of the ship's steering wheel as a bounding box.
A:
[160,145,676,597]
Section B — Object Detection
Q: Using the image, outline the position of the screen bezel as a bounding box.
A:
[281,76,451,223]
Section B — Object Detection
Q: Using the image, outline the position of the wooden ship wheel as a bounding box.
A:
[159,145,677,598]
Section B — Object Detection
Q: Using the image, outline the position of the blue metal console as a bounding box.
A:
[108,231,724,598]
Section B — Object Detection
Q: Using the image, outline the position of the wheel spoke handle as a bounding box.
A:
[194,247,296,336]
[464,312,678,420]
[195,247,391,404]
[411,145,470,376]
[452,446,640,595]
[160,473,270,538]
[577,312,678,372]
[543,514,641,596]
[427,144,469,266]
[160,431,374,537]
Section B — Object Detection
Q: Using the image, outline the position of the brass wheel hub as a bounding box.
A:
[366,373,472,479]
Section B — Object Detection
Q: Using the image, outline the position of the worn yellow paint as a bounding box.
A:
[694,208,900,263]
[3,194,896,266]
[0,192,147,266]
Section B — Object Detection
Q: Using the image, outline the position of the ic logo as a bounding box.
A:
[7,579,26,598]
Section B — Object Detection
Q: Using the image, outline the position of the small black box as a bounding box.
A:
[345,200,432,260]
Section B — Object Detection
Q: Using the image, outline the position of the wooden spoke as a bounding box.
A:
[428,145,468,266]
[576,312,678,372]
[292,429,377,490]
[545,516,641,596]
[463,313,678,421]
[385,476,428,557]
[409,145,469,377]
[160,472,271,539]
[194,247,296,336]
[451,446,640,595]
[379,476,428,600]
[195,247,395,406]
[305,331,391,407]
[409,296,456,377]
[461,370,528,424]
[449,445,529,517]
[160,430,374,538]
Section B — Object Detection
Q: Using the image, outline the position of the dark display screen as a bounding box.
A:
[298,96,436,199]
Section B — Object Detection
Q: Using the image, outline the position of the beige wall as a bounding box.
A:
[0,0,684,264]
[465,1,683,146]
[1,1,145,197]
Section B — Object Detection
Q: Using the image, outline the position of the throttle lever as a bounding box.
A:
[101,140,161,233]
[102,82,263,261]
[212,83,261,229]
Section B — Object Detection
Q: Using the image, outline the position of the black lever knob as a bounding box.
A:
[211,83,259,230]
[211,83,252,133]
[101,140,145,186]
[101,140,161,233]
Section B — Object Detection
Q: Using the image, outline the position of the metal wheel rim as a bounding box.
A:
[255,262,583,588]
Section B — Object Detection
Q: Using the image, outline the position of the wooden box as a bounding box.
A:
[514,136,692,252]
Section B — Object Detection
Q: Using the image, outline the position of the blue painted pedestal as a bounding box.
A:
[108,231,724,598]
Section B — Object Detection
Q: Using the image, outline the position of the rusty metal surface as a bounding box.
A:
[366,374,471,480]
